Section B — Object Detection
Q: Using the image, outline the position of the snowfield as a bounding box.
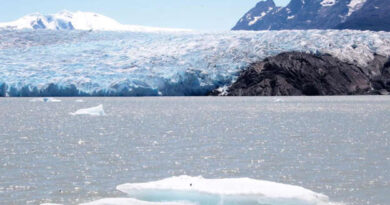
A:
[0,29,389,96]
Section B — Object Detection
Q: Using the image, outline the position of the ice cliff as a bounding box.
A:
[0,29,389,96]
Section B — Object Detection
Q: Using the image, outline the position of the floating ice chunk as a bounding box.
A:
[75,99,85,103]
[78,139,86,145]
[41,203,63,205]
[272,97,284,102]
[80,198,194,205]
[70,104,105,116]
[43,97,61,102]
[117,176,341,205]
[30,97,62,102]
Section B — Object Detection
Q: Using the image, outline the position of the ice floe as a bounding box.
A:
[70,104,105,116]
[115,176,342,205]
[29,97,62,102]
[42,176,344,205]
[80,198,194,205]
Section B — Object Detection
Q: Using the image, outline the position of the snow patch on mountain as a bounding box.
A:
[248,13,266,26]
[287,15,296,20]
[321,0,336,7]
[247,7,274,26]
[347,0,368,16]
[233,0,389,31]
[0,11,188,32]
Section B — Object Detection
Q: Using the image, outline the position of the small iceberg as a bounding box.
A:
[80,198,194,205]
[40,204,63,205]
[70,104,105,116]
[75,99,85,103]
[30,97,62,102]
[272,97,284,103]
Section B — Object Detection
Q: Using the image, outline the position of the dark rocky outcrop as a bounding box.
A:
[369,55,390,95]
[233,0,390,31]
[215,52,390,96]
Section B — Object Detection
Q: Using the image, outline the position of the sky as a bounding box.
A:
[0,0,290,31]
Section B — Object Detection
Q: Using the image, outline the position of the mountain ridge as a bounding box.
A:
[233,0,390,31]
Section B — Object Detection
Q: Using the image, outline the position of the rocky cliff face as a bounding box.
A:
[233,0,390,31]
[216,52,390,96]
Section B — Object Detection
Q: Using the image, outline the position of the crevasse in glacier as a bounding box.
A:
[0,29,389,96]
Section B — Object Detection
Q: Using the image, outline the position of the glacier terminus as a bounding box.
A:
[1,29,389,97]
[0,11,389,97]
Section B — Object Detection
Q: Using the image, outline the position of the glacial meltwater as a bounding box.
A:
[0,97,389,205]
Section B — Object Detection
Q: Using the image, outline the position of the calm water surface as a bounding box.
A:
[0,97,389,205]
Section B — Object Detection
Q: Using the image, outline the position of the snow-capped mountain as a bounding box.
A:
[0,10,188,32]
[233,0,390,31]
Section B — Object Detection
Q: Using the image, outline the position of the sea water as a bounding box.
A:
[0,97,389,205]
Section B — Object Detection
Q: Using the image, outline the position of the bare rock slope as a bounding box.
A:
[217,52,390,96]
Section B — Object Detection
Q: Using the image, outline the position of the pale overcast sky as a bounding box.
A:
[0,0,290,30]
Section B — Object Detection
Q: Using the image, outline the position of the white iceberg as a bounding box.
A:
[40,204,63,205]
[43,176,343,205]
[80,198,194,205]
[115,176,342,205]
[70,104,105,116]
[272,97,285,102]
[29,97,62,102]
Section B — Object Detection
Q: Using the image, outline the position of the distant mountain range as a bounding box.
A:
[0,10,188,32]
[233,0,390,31]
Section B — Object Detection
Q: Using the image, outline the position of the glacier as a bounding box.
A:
[0,29,389,97]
